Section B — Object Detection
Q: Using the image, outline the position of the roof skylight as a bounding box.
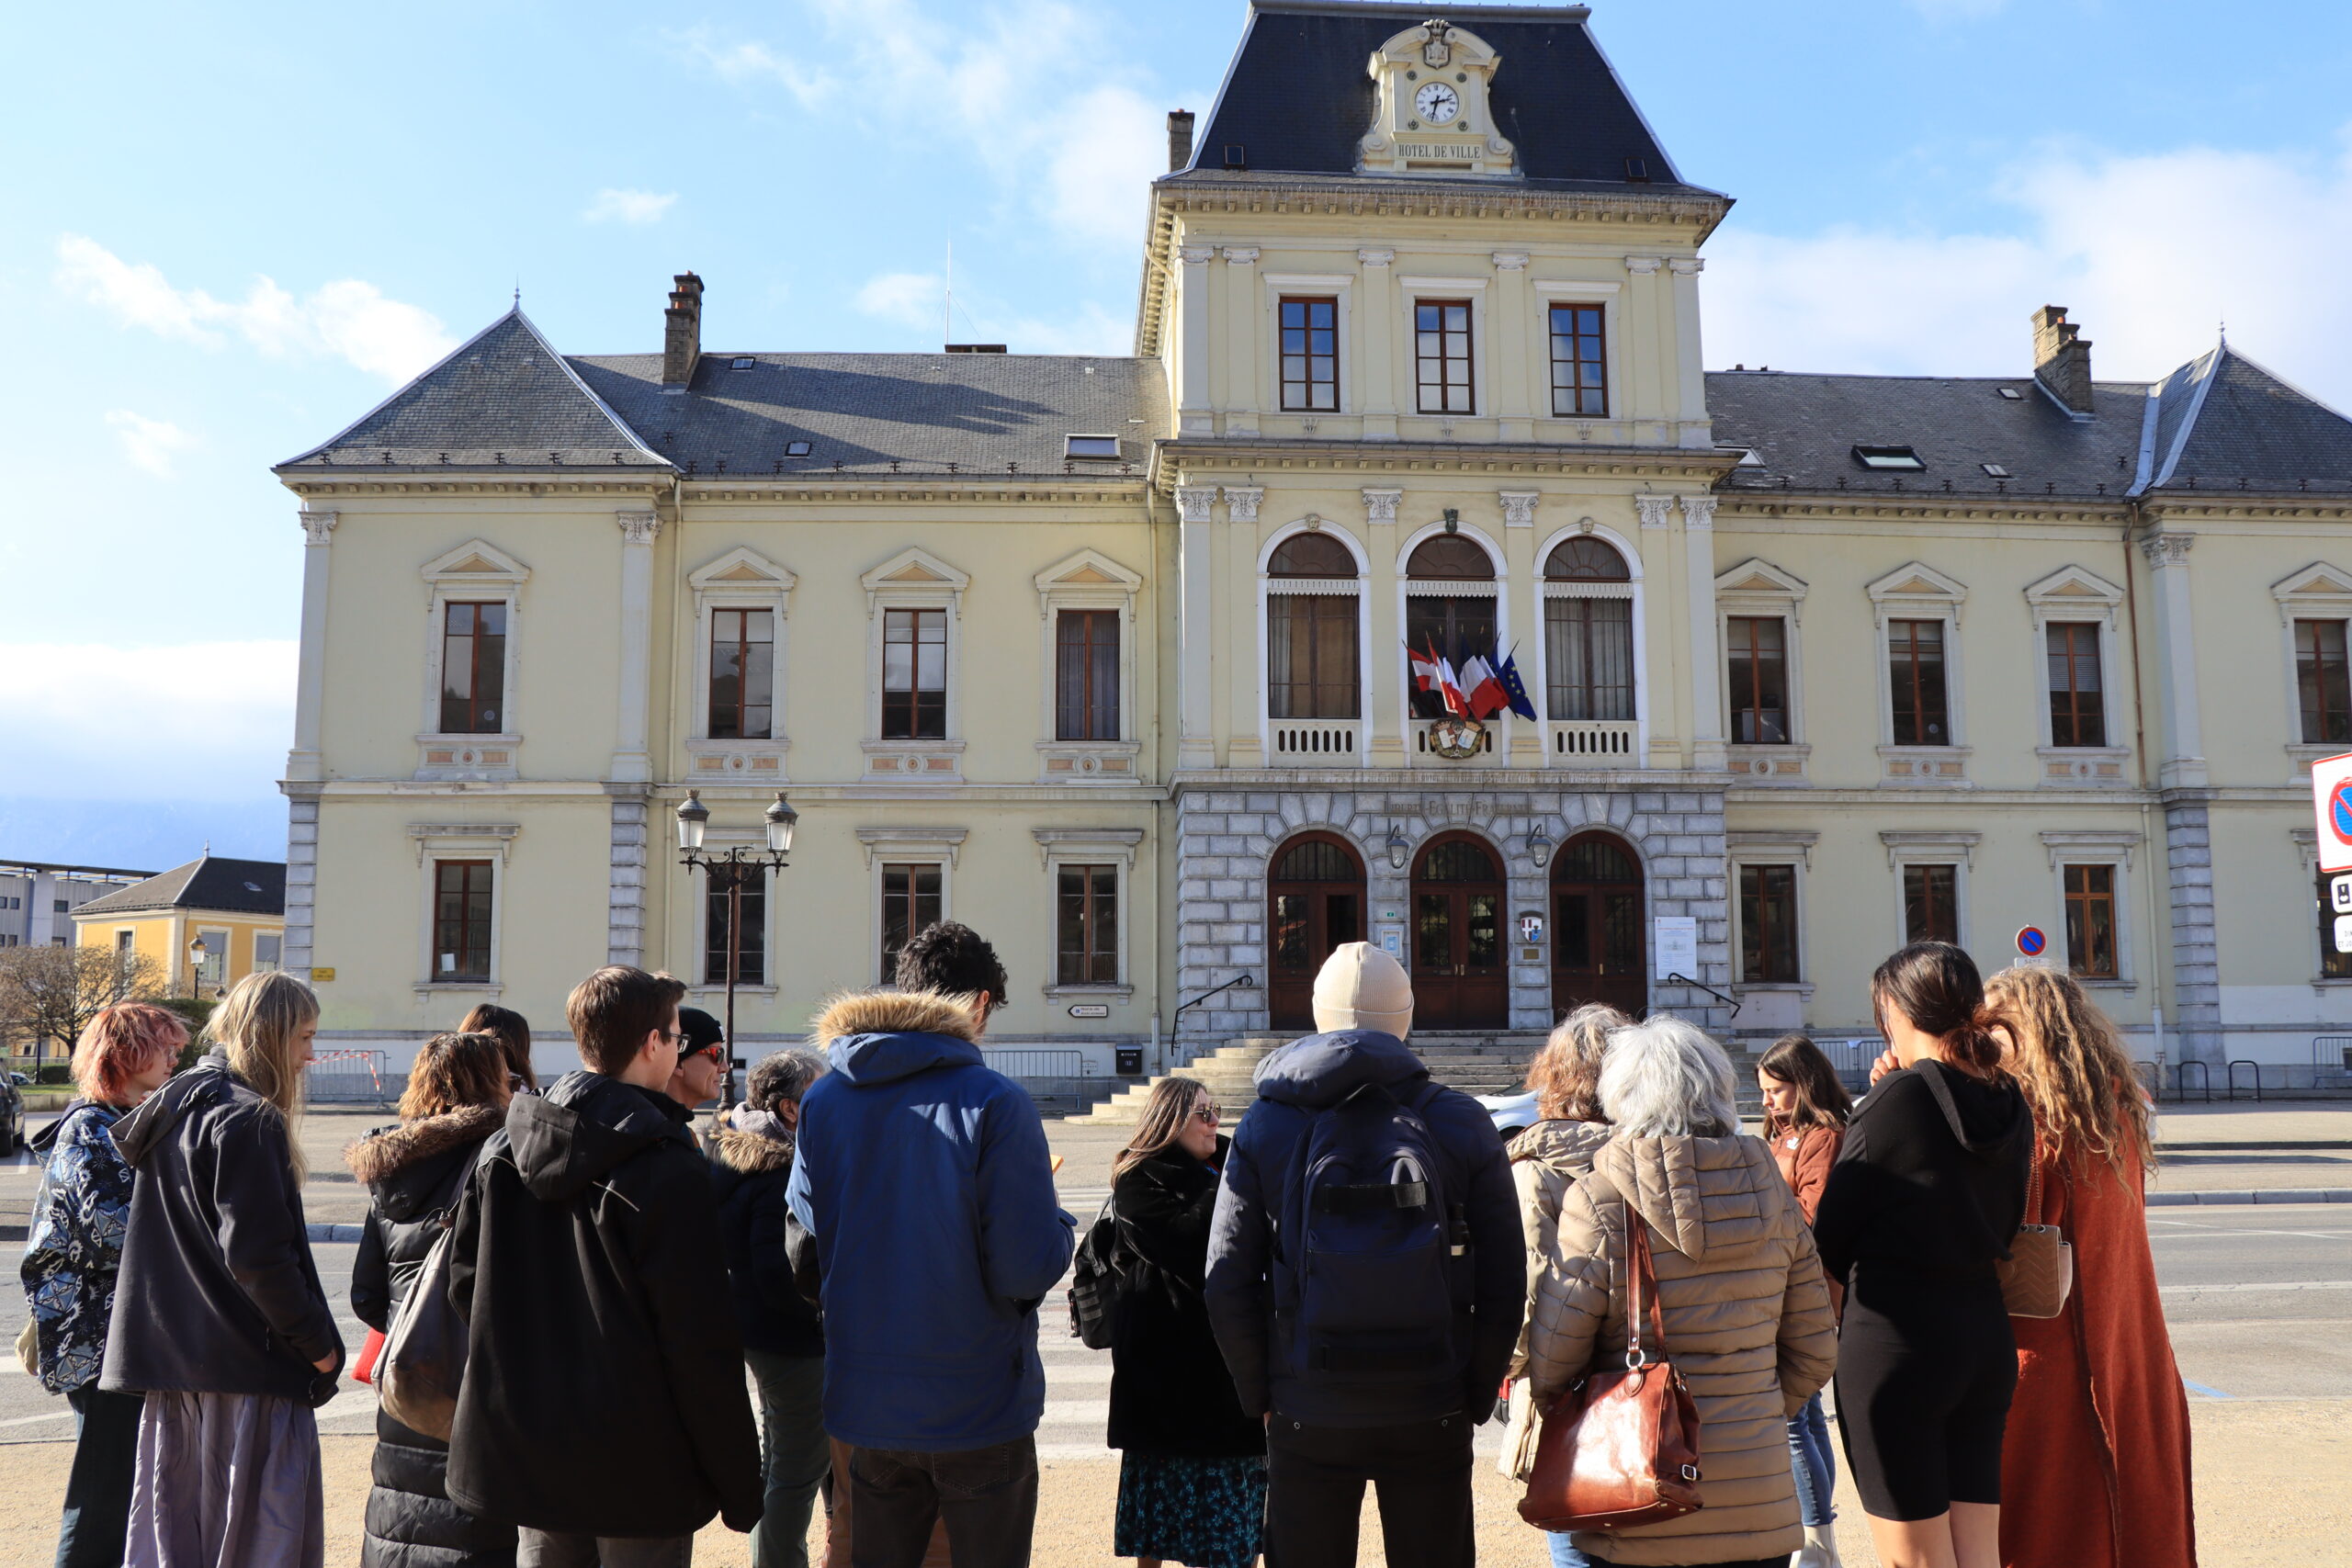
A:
[1852,445,1926,471]
[730,356,755,370]
[1997,387,2024,400]
[1065,434,1121,460]
[1982,464,2011,478]
[786,441,811,457]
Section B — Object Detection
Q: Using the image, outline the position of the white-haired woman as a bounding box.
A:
[1108,1076,1264,1568]
[101,971,341,1568]
[1522,1016,1838,1568]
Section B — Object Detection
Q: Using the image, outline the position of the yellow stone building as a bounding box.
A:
[72,855,288,999]
[278,3,2352,1090]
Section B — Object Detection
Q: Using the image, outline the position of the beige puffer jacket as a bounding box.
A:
[1507,1119,1615,1378]
[1524,1133,1838,1566]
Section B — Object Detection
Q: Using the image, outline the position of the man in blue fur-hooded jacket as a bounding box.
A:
[1204,942,1521,1568]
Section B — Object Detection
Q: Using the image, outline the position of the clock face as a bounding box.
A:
[1414,82,1462,125]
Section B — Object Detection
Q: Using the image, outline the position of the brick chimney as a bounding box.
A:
[1167,110,1195,173]
[662,272,704,392]
[2032,305,2094,417]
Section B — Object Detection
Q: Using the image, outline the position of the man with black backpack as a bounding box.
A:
[1204,942,1523,1568]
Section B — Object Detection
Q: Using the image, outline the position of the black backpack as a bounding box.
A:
[1067,1195,1126,1349]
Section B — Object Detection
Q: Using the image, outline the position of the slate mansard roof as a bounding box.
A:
[277,309,1168,478]
[1711,345,2352,501]
[1175,1,1717,199]
[74,856,286,919]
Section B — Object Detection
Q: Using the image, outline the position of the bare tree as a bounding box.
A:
[0,944,165,1062]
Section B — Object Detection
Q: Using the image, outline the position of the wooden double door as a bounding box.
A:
[1552,831,1646,1021]
[1268,833,1365,1031]
[1411,833,1509,1031]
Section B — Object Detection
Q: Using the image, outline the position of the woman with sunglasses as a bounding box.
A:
[1106,1077,1264,1568]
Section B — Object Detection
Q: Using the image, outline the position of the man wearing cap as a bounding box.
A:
[1204,942,1521,1568]
[668,1006,729,1128]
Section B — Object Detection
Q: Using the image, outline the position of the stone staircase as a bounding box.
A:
[1068,1038,1284,1127]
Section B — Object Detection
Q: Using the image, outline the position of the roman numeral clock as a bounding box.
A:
[1357,18,1519,179]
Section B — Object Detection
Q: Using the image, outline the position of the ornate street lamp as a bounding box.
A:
[1385,823,1411,872]
[1526,823,1555,870]
[675,790,794,1113]
[186,935,209,999]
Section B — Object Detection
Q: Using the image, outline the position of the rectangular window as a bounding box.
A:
[1904,864,1959,945]
[1057,864,1119,987]
[1887,618,1950,745]
[196,929,230,990]
[1726,615,1789,744]
[2298,619,2352,745]
[2046,622,2106,748]
[433,862,493,981]
[1739,863,1799,983]
[878,863,943,984]
[1544,598,1635,720]
[438,602,507,735]
[1547,302,1608,417]
[115,931,133,953]
[708,608,775,739]
[2064,864,2118,978]
[1279,296,1339,412]
[254,932,282,973]
[1055,610,1121,740]
[1267,595,1361,719]
[881,607,947,739]
[1413,299,1475,415]
[703,863,766,987]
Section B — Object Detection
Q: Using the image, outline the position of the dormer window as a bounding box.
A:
[729,357,754,370]
[1853,446,1925,471]
[1065,434,1120,460]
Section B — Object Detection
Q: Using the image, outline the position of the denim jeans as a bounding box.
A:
[745,1351,831,1568]
[57,1384,143,1568]
[1787,1391,1836,1528]
[1548,1531,1596,1567]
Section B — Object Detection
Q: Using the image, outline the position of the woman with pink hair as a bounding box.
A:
[22,1001,187,1568]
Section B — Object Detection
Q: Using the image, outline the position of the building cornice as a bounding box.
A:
[1159,437,1738,491]
[281,476,669,502]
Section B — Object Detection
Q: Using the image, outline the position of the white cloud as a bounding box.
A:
[583,188,679,225]
[54,235,456,384]
[1703,134,2352,408]
[855,271,944,328]
[675,2,1177,256]
[0,641,296,802]
[104,411,198,477]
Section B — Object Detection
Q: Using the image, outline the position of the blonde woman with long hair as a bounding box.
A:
[1983,964,2194,1568]
[1107,1077,1264,1568]
[100,970,341,1568]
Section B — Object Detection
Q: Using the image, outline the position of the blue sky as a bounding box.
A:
[4,0,2349,870]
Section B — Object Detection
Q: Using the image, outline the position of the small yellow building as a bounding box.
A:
[73,855,288,999]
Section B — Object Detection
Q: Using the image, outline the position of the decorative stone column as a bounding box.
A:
[1176,484,1220,769]
[281,784,322,982]
[1358,249,1397,440]
[1668,257,1710,447]
[287,508,336,784]
[1682,494,1725,771]
[607,786,649,967]
[1224,487,1267,767]
[1363,489,1406,763]
[2142,531,2206,789]
[612,512,662,784]
[1178,245,1216,436]
[2142,526,2221,1066]
[1222,248,1261,435]
[1634,495,1681,768]
[1491,252,1533,441]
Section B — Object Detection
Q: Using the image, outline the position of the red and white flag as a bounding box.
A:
[1408,642,1442,696]
[1430,642,1470,717]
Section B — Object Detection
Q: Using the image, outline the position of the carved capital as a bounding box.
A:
[1174,485,1219,524]
[298,508,339,547]
[1668,257,1705,276]
[1222,486,1265,523]
[1490,251,1530,272]
[1498,491,1539,529]
[1357,247,1396,269]
[1362,488,1403,525]
[1177,244,1217,266]
[616,511,662,546]
[1679,494,1718,530]
[2140,530,2195,568]
[1221,246,1260,266]
[1634,495,1678,530]
[1624,255,1666,276]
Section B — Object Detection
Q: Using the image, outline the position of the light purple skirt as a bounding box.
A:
[124,1391,323,1568]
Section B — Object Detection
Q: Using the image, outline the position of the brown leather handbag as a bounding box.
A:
[1997,1149,2075,1320]
[1517,1213,1704,1533]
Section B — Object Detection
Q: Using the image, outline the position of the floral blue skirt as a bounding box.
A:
[1114,1452,1266,1568]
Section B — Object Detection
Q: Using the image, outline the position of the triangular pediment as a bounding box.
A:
[421,538,530,584]
[2023,565,2123,606]
[860,547,969,596]
[1867,560,1967,604]
[1714,558,1808,600]
[2273,562,2352,602]
[689,547,796,593]
[1035,548,1143,596]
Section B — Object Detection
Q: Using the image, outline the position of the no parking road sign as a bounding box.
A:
[2315,751,2352,874]
[2016,926,2048,959]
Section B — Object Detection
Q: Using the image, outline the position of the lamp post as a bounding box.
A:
[186,936,209,1000]
[676,789,796,1113]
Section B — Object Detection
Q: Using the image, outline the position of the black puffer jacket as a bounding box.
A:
[346,1105,514,1568]
[708,1122,823,1359]
[446,1071,761,1538]
[1108,1138,1263,1459]
[99,1050,342,1405]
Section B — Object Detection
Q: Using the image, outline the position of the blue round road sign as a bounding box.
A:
[2017,926,2048,957]
[2330,779,2352,845]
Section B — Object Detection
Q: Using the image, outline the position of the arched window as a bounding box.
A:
[1265,532,1360,721]
[1542,536,1634,721]
[1405,536,1499,719]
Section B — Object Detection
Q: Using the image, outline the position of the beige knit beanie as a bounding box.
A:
[1310,942,1416,1039]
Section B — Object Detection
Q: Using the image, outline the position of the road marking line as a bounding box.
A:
[2146,1220,2352,1241]
[2181,1380,2234,1400]
[2160,1279,2352,1294]
[0,1410,72,1427]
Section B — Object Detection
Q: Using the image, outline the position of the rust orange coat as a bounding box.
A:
[1999,1131,2197,1568]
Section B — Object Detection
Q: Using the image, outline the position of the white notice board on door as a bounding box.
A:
[1654,916,1699,981]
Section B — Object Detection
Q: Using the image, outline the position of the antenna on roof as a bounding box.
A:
[944,238,953,352]
[514,279,521,309]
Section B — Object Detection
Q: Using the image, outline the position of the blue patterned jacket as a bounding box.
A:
[20,1101,133,1393]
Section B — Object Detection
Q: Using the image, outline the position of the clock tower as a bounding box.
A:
[1358,18,1517,178]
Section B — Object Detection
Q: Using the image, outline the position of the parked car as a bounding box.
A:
[6,1071,27,1087]
[0,1077,23,1156]
[1476,1089,1541,1139]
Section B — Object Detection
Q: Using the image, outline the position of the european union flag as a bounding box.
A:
[1496,645,1539,720]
